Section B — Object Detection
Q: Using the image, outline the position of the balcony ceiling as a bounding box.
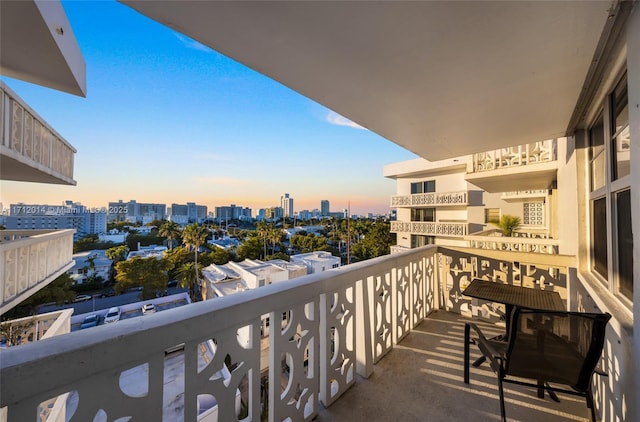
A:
[465,161,558,193]
[121,0,613,160]
[0,0,86,97]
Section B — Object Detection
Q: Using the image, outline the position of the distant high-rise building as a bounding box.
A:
[170,202,207,224]
[320,200,330,216]
[215,204,251,222]
[6,201,107,240]
[107,200,166,224]
[281,193,294,218]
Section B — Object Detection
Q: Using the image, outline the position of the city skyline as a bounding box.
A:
[0,0,416,216]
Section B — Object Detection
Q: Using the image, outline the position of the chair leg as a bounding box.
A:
[498,375,507,422]
[586,385,596,422]
[464,323,470,383]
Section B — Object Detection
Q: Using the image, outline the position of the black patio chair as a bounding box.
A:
[464,308,611,422]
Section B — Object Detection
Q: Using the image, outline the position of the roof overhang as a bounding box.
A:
[0,0,86,97]
[121,0,616,160]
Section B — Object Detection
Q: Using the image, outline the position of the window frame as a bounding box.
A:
[586,70,632,306]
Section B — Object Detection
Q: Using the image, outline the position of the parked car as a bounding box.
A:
[167,280,178,288]
[73,294,92,303]
[103,307,121,324]
[99,289,116,298]
[80,314,99,329]
[142,303,156,314]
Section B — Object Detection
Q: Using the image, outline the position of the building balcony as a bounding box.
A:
[465,140,557,193]
[0,82,77,185]
[1,245,627,421]
[501,189,549,201]
[390,190,469,208]
[465,228,559,255]
[390,220,468,237]
[0,229,75,315]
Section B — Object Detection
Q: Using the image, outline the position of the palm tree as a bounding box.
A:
[256,222,269,259]
[176,261,201,302]
[182,223,209,297]
[267,225,282,257]
[159,220,181,250]
[494,215,522,237]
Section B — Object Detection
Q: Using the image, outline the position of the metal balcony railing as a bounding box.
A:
[0,246,626,421]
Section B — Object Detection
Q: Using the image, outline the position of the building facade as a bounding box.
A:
[320,199,330,217]
[281,193,294,218]
[386,145,559,254]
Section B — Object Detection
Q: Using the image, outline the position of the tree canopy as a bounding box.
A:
[115,257,171,299]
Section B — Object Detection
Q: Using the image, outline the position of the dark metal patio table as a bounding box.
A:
[462,278,565,323]
[462,278,566,400]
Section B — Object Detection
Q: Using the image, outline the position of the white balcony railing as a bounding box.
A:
[471,140,557,173]
[1,247,442,421]
[465,228,558,254]
[390,220,468,237]
[0,230,75,315]
[3,246,632,421]
[501,189,548,200]
[390,191,468,208]
[0,82,76,185]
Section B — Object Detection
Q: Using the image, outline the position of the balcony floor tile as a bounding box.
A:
[317,310,590,421]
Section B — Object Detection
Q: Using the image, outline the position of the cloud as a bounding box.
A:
[193,177,249,186]
[326,111,366,130]
[174,33,212,52]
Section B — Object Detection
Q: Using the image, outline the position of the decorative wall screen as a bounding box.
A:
[523,202,544,226]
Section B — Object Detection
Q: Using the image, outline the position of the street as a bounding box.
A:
[37,286,188,315]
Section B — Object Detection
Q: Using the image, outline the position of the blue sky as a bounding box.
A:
[1,0,416,216]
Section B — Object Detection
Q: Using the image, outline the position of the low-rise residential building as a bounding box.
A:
[290,251,341,274]
[67,250,112,284]
[126,245,167,260]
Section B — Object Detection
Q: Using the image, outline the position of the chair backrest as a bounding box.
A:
[504,308,611,392]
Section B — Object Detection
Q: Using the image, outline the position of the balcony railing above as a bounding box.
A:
[471,139,556,173]
[0,229,75,315]
[0,82,76,185]
[390,220,468,237]
[500,189,548,200]
[390,190,468,208]
[465,228,558,254]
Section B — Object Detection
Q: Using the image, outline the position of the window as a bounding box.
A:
[611,74,630,180]
[592,198,608,278]
[589,114,605,191]
[588,72,632,302]
[485,208,500,224]
[616,190,632,300]
[411,180,436,194]
[411,235,434,248]
[412,208,435,222]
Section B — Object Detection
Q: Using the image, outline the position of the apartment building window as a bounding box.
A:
[412,208,435,222]
[411,180,435,194]
[485,208,500,224]
[412,235,434,248]
[588,72,632,302]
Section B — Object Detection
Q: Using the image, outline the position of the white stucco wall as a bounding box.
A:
[626,3,640,418]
